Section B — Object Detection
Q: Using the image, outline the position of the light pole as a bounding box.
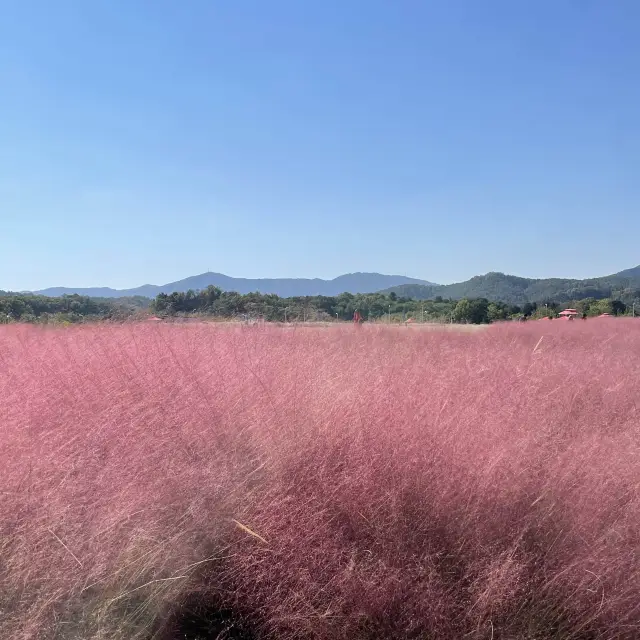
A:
[421,302,424,323]
[388,304,391,324]
[284,307,288,323]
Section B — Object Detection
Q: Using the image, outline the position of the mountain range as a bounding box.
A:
[34,272,434,299]
[26,265,640,304]
[382,266,640,304]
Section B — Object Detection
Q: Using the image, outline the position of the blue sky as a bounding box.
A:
[1,0,639,290]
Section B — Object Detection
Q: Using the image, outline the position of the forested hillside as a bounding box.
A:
[383,268,640,304]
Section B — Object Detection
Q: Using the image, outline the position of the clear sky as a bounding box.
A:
[1,0,639,291]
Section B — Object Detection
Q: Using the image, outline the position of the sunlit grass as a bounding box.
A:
[1,320,639,638]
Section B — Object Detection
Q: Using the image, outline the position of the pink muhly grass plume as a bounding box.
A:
[0,320,639,638]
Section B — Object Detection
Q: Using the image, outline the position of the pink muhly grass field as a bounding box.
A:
[1,320,640,639]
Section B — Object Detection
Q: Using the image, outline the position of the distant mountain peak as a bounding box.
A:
[34,272,436,299]
[28,265,640,304]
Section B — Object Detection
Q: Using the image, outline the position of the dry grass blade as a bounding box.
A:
[532,335,544,354]
[232,519,269,545]
[47,528,83,568]
[107,576,188,605]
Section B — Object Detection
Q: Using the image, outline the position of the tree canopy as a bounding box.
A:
[0,294,149,323]
[1,287,635,325]
[383,271,640,306]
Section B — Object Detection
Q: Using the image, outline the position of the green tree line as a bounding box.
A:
[150,286,636,323]
[151,287,459,322]
[1,288,635,325]
[0,293,149,324]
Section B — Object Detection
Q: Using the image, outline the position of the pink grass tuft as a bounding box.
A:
[1,320,640,638]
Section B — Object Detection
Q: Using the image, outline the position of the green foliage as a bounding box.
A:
[148,286,636,325]
[2,286,633,325]
[0,294,148,323]
[150,287,461,323]
[383,269,640,305]
[453,298,490,324]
